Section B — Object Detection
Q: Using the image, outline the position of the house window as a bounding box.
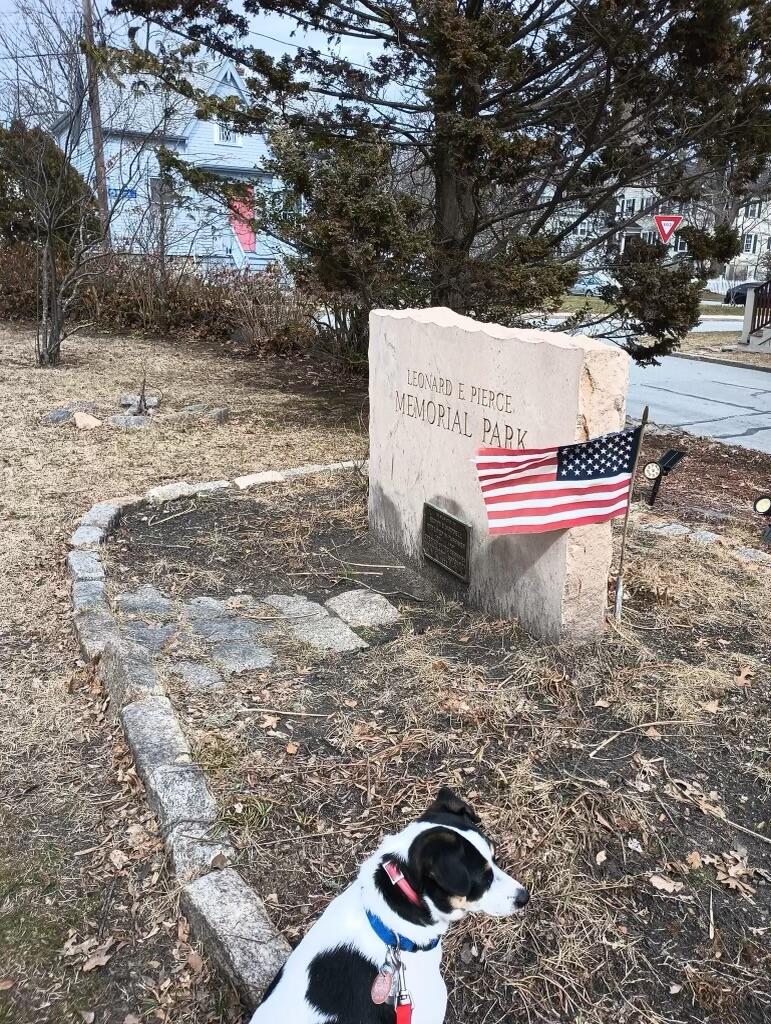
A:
[744,200,761,218]
[641,230,657,245]
[572,221,589,236]
[674,234,689,253]
[742,233,758,254]
[623,198,636,217]
[215,123,241,146]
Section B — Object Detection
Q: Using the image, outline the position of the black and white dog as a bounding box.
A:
[251,787,529,1024]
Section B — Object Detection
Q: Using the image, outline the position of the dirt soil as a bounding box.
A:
[108,461,771,1024]
[0,323,366,1023]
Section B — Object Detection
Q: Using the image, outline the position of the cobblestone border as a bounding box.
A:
[67,456,769,1009]
[66,461,361,1010]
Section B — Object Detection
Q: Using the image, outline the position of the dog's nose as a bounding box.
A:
[514,888,530,909]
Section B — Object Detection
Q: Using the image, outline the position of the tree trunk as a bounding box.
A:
[432,139,477,310]
[36,244,63,367]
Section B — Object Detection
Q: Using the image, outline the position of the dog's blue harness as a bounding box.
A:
[365,909,440,953]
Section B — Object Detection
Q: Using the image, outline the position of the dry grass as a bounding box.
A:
[0,323,366,1022]
[113,475,771,1024]
[678,330,771,368]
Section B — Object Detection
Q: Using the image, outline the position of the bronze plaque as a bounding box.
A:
[422,503,470,582]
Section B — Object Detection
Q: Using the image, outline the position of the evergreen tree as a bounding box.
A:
[114,0,770,359]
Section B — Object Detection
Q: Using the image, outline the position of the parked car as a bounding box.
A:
[724,281,764,305]
[568,272,617,298]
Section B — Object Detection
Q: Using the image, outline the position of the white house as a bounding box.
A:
[53,58,278,269]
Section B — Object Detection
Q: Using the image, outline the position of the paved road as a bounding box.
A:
[628,356,771,454]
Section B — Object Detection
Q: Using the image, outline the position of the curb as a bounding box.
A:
[67,459,363,1010]
[671,352,771,374]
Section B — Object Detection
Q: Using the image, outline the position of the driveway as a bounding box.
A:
[628,356,771,454]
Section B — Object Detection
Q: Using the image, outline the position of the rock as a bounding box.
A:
[98,638,166,708]
[108,414,151,430]
[184,596,231,620]
[181,869,290,1010]
[211,640,274,676]
[192,480,231,496]
[690,530,721,546]
[74,411,102,430]
[144,764,218,834]
[166,821,236,882]
[120,697,192,780]
[42,407,74,426]
[67,549,105,582]
[120,393,159,409]
[736,546,771,565]
[639,522,691,537]
[69,525,105,548]
[233,471,286,490]
[146,481,196,504]
[74,607,120,661]
[79,502,122,531]
[122,621,176,654]
[190,616,262,643]
[72,580,109,616]
[170,661,225,692]
[325,590,400,628]
[207,407,230,424]
[265,594,368,652]
[181,403,208,415]
[116,584,176,622]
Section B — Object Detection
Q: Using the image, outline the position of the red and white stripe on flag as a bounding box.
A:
[474,430,639,535]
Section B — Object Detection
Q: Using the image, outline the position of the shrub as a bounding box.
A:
[0,243,317,356]
[0,243,38,320]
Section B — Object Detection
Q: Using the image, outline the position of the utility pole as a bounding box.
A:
[82,0,111,248]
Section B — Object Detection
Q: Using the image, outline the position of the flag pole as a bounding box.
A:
[614,404,649,621]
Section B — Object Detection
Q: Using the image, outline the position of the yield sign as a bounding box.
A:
[653,213,683,243]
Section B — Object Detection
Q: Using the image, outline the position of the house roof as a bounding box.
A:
[51,56,249,146]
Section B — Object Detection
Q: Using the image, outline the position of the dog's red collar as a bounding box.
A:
[383,860,422,906]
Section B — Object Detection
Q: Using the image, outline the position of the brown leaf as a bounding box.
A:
[260,714,279,730]
[686,851,703,870]
[594,698,611,708]
[187,950,204,975]
[0,979,14,991]
[701,700,720,714]
[82,938,115,972]
[285,741,299,755]
[645,726,662,740]
[669,983,683,995]
[734,666,754,687]
[595,850,608,866]
[123,1016,141,1024]
[649,874,683,894]
[109,850,130,870]
[78,1013,96,1023]
[209,851,228,870]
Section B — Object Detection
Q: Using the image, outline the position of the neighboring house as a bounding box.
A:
[725,197,771,281]
[52,58,278,270]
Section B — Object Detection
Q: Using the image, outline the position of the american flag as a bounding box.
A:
[475,427,642,535]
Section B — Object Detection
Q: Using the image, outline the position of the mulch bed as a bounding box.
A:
[108,466,771,1024]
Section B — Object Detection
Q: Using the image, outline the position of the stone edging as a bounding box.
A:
[66,460,362,1010]
[67,456,769,1009]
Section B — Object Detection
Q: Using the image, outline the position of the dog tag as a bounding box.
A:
[371,969,394,1005]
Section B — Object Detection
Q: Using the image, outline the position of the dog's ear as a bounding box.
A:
[425,786,481,825]
[424,835,472,897]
